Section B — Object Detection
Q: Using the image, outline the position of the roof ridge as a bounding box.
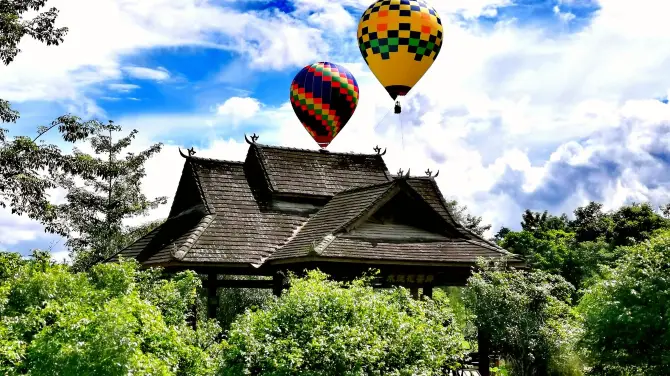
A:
[173,213,216,260]
[187,155,245,165]
[189,160,215,214]
[335,180,396,195]
[251,143,277,193]
[255,142,383,157]
[392,175,435,181]
[105,223,165,263]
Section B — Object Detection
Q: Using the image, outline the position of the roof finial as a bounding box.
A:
[404,168,410,179]
[178,147,196,158]
[433,170,440,178]
[373,145,387,156]
[425,168,433,177]
[244,133,260,145]
[397,168,404,177]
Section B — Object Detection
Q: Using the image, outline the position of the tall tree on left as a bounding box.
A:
[0,1,99,234]
[62,121,167,271]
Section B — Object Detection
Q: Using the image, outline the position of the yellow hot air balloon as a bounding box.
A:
[357,0,443,103]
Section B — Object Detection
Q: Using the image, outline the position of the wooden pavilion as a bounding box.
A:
[110,135,522,375]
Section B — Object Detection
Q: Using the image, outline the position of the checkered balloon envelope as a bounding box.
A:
[289,62,360,149]
[357,0,443,101]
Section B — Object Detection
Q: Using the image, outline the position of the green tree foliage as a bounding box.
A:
[520,210,570,233]
[1,0,68,132]
[609,202,668,246]
[222,270,467,375]
[571,202,612,243]
[61,121,167,270]
[0,252,222,375]
[579,230,670,375]
[1,2,108,235]
[215,276,272,331]
[501,202,670,291]
[492,226,511,244]
[0,0,68,66]
[465,259,583,376]
[0,116,100,235]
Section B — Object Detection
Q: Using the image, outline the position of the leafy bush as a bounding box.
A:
[579,230,670,374]
[465,258,584,376]
[222,270,467,375]
[0,251,222,375]
[216,276,272,331]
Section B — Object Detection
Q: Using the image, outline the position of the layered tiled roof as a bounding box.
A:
[269,179,515,264]
[110,143,520,269]
[252,145,391,197]
[268,182,397,260]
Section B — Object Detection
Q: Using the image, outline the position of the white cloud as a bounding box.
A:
[6,0,670,249]
[216,96,262,123]
[108,83,141,92]
[0,0,331,107]
[122,66,170,81]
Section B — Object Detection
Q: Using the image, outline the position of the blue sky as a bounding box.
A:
[1,0,670,260]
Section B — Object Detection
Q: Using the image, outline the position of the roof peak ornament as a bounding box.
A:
[373,145,387,156]
[244,133,259,145]
[424,169,440,178]
[178,146,196,158]
[396,168,410,178]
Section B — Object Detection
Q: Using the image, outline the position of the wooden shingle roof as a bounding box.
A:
[251,144,392,197]
[110,143,520,269]
[269,179,515,264]
[268,182,397,260]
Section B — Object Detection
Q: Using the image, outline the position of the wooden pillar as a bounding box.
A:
[423,285,433,299]
[207,273,218,319]
[272,273,283,297]
[478,330,491,376]
[189,300,198,330]
[410,286,419,299]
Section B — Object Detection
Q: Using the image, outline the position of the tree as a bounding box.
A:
[465,258,583,376]
[445,199,492,236]
[608,202,669,247]
[1,0,69,131]
[60,121,167,270]
[579,230,670,375]
[222,270,467,375]
[661,202,670,218]
[1,1,103,234]
[521,210,570,233]
[0,253,223,375]
[570,202,612,243]
[215,276,272,331]
[0,116,100,235]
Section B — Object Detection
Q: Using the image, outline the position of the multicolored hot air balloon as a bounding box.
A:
[289,62,360,149]
[357,0,443,101]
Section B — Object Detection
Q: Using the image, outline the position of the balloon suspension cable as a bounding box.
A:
[373,108,392,131]
[399,111,405,151]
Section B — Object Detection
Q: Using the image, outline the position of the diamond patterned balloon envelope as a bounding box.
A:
[289,62,360,149]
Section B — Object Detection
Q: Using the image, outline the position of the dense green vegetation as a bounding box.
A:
[0,253,223,375]
[222,270,467,375]
[2,226,667,376]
